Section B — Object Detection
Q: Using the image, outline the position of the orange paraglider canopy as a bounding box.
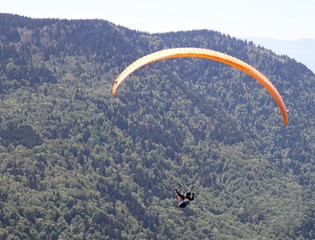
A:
[112,48,288,126]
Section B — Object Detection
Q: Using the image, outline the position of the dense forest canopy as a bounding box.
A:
[0,14,314,239]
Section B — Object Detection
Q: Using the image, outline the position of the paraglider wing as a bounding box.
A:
[112,48,288,125]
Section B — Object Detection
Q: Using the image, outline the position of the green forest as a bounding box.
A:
[0,14,314,239]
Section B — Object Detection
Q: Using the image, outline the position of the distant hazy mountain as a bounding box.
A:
[246,37,315,73]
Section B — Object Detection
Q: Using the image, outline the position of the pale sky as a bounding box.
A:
[1,0,315,40]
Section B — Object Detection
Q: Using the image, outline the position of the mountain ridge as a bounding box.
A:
[246,37,315,73]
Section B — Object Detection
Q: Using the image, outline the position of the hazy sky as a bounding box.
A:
[2,0,314,40]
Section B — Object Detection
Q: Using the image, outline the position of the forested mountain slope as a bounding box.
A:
[0,14,314,239]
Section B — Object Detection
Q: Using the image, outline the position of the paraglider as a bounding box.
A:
[112,47,288,125]
[175,185,195,208]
